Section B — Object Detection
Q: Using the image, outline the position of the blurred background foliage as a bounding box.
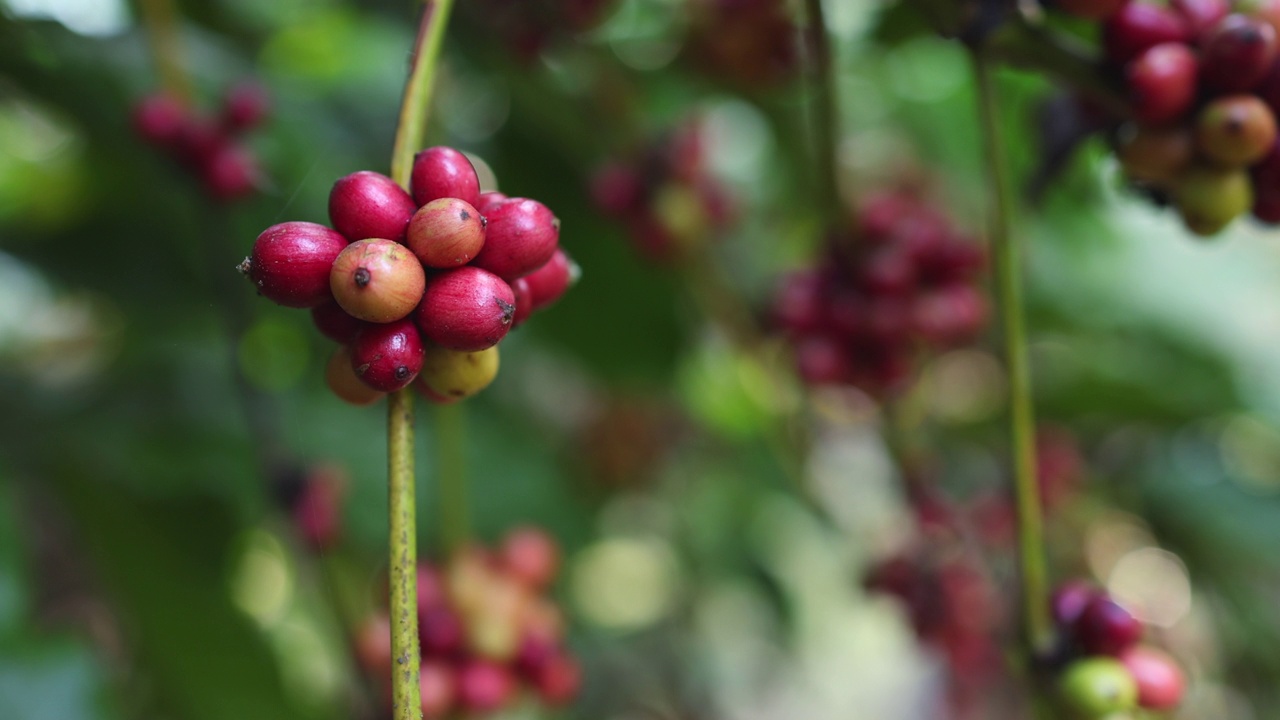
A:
[0,0,1279,719]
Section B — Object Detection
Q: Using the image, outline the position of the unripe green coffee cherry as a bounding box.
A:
[417,345,500,401]
[1175,164,1253,236]
[1059,658,1139,718]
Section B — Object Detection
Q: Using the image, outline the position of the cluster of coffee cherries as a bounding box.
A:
[770,190,987,395]
[591,121,734,263]
[354,528,579,717]
[1054,0,1280,233]
[132,81,268,201]
[1047,582,1186,717]
[466,0,612,58]
[239,147,578,406]
[683,0,798,87]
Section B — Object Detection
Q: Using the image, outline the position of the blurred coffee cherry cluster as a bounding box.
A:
[683,0,798,87]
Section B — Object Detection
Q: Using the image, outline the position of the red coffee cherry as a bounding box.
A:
[407,198,487,268]
[410,146,481,208]
[455,660,515,713]
[350,318,425,392]
[500,527,559,590]
[325,346,384,405]
[534,653,581,706]
[1195,94,1278,166]
[419,661,456,719]
[1173,0,1230,37]
[1105,2,1192,64]
[524,248,579,312]
[476,190,509,213]
[510,277,534,328]
[202,143,259,201]
[1201,15,1278,92]
[221,80,271,132]
[310,299,366,344]
[173,117,227,170]
[330,238,426,323]
[133,93,188,146]
[912,284,987,345]
[772,269,827,336]
[1119,646,1186,710]
[1073,596,1144,656]
[416,266,516,351]
[1127,43,1199,125]
[1054,0,1127,20]
[241,221,348,308]
[418,605,465,657]
[795,334,852,385]
[328,171,417,243]
[293,471,343,551]
[471,198,560,281]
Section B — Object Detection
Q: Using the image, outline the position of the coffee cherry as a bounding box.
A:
[350,318,425,392]
[133,93,188,146]
[1054,0,1126,20]
[417,345,500,401]
[1073,596,1144,655]
[1127,43,1199,125]
[471,198,560,281]
[330,238,426,323]
[1201,15,1278,92]
[1119,646,1185,710]
[1176,165,1253,234]
[203,143,259,200]
[173,117,227,170]
[1058,658,1139,717]
[912,284,987,345]
[221,80,270,132]
[1250,140,1280,221]
[1195,95,1278,166]
[511,277,534,328]
[860,245,916,296]
[500,526,559,590]
[535,654,581,706]
[292,470,343,551]
[1105,2,1192,64]
[311,299,366,344]
[241,221,348,308]
[419,662,456,719]
[410,146,481,208]
[455,660,515,713]
[416,267,515,351]
[1173,0,1230,37]
[795,335,852,385]
[419,605,465,657]
[1051,581,1100,628]
[326,346,384,405]
[1117,124,1194,184]
[407,198,486,268]
[524,248,579,312]
[476,191,509,213]
[328,171,417,243]
[772,269,827,336]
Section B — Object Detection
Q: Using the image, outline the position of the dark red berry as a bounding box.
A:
[1119,646,1186,710]
[1105,2,1192,64]
[292,470,343,551]
[511,277,534,328]
[523,248,578,312]
[241,221,348,308]
[859,246,916,296]
[202,143,259,200]
[1073,596,1144,656]
[416,266,516,351]
[1128,43,1199,124]
[133,93,188,146]
[471,198,560,281]
[330,238,426,323]
[591,163,643,216]
[1201,15,1278,92]
[350,318,424,392]
[476,191,509,213]
[455,660,515,713]
[173,117,227,169]
[221,80,270,132]
[772,269,827,336]
[418,605,465,658]
[407,197,486,268]
[410,146,481,208]
[1050,581,1100,627]
[795,335,851,385]
[328,171,417,243]
[912,284,987,345]
[311,300,366,344]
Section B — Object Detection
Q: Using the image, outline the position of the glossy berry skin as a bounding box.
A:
[416,267,516,351]
[1176,164,1253,234]
[1119,646,1186,710]
[1127,43,1199,124]
[330,238,426,323]
[1174,0,1231,37]
[410,146,481,208]
[500,527,559,590]
[310,300,366,344]
[510,277,534,328]
[221,81,270,132]
[455,660,515,713]
[1058,658,1139,717]
[133,94,188,146]
[524,248,578,311]
[328,171,417,243]
[1073,596,1144,656]
[1201,15,1277,92]
[325,346,384,405]
[1105,2,1192,64]
[407,198,486,268]
[203,143,259,200]
[1195,95,1278,166]
[471,198,560,281]
[1051,581,1100,628]
[350,318,424,392]
[1250,141,1280,222]
[241,221,348,308]
[417,345,500,401]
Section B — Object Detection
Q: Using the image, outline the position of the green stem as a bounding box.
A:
[801,0,845,233]
[971,53,1052,656]
[434,402,469,554]
[135,0,192,102]
[385,2,455,717]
